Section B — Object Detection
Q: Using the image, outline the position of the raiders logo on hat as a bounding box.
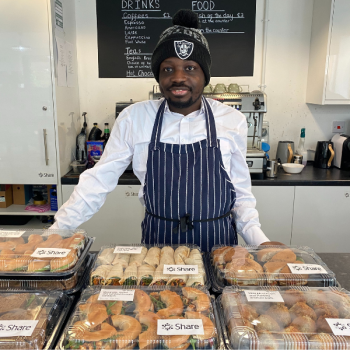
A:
[174,40,194,60]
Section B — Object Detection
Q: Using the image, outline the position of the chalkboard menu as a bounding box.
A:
[96,0,256,78]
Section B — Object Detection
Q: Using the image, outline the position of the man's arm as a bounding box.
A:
[228,112,270,245]
[51,111,133,230]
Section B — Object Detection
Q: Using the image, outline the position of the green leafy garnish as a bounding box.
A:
[107,301,118,315]
[141,276,153,286]
[14,266,27,271]
[26,295,36,308]
[150,295,166,310]
[121,307,125,315]
[190,336,197,350]
[141,324,149,332]
[65,341,80,349]
[296,257,305,263]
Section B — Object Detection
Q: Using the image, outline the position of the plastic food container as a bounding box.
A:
[209,245,336,292]
[0,229,93,280]
[56,285,223,350]
[90,244,210,289]
[0,253,95,293]
[217,286,350,350]
[0,290,72,350]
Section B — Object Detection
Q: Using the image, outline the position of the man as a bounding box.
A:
[51,9,271,251]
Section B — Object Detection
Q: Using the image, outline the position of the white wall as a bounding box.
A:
[74,0,350,159]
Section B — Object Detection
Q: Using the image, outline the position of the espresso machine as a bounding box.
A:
[151,86,267,176]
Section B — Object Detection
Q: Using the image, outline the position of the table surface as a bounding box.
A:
[62,164,350,186]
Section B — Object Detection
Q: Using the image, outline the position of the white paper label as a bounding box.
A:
[31,248,71,258]
[0,320,38,337]
[287,263,328,274]
[157,319,204,335]
[244,290,284,303]
[163,265,198,275]
[98,289,135,301]
[113,246,143,254]
[326,318,350,336]
[0,231,25,238]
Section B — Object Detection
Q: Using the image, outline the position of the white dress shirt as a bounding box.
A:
[52,98,269,245]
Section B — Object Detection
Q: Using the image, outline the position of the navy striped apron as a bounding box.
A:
[141,97,237,252]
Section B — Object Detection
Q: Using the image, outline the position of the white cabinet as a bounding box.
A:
[62,185,145,250]
[0,0,57,184]
[306,0,350,104]
[237,186,294,245]
[0,0,80,213]
[292,186,350,252]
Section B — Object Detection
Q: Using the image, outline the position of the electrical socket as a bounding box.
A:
[332,121,345,133]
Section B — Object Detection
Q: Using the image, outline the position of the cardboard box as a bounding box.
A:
[12,185,32,205]
[0,186,13,208]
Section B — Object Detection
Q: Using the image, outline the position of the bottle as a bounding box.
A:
[103,123,110,147]
[88,123,102,141]
[50,185,58,211]
[297,128,308,166]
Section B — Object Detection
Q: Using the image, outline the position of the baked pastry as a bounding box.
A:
[291,315,316,333]
[257,331,279,350]
[283,289,306,308]
[289,302,317,321]
[240,304,259,322]
[265,304,291,328]
[314,304,339,318]
[226,258,264,286]
[255,314,281,332]
[309,333,334,349]
[316,316,333,333]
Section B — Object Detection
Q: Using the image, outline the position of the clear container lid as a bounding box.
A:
[209,245,336,291]
[0,229,93,279]
[57,285,223,350]
[218,286,350,350]
[90,244,209,289]
[0,290,70,350]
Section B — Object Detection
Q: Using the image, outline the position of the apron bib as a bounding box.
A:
[141,97,237,252]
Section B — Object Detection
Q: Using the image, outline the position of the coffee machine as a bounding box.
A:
[151,86,267,175]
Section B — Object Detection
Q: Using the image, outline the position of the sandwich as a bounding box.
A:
[174,246,190,265]
[137,264,155,286]
[27,258,51,272]
[128,247,148,267]
[35,234,62,249]
[120,265,138,285]
[97,247,115,265]
[112,253,130,268]
[257,248,283,262]
[50,249,78,272]
[225,258,264,286]
[90,265,112,285]
[143,247,161,268]
[104,264,123,286]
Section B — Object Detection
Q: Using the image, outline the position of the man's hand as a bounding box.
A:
[259,241,287,247]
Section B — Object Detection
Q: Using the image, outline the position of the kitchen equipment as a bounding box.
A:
[276,141,294,164]
[296,127,308,165]
[314,141,334,169]
[293,154,303,164]
[152,86,268,175]
[331,133,350,169]
[227,83,242,93]
[208,244,336,292]
[265,159,279,177]
[213,83,227,93]
[282,163,304,174]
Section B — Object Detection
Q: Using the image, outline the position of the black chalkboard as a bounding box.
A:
[96,0,256,78]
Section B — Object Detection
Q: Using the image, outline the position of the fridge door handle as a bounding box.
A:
[43,129,49,166]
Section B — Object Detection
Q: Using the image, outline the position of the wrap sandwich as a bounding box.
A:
[137,264,155,286]
[90,265,112,285]
[97,247,115,265]
[143,247,161,268]
[149,264,170,286]
[105,264,123,286]
[120,265,138,285]
[112,253,130,268]
[174,246,190,265]
[160,246,175,265]
[129,246,148,267]
[167,274,188,287]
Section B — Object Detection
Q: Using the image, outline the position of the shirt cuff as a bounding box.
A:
[241,226,270,245]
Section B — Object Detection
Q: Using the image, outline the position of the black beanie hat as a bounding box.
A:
[151,9,211,85]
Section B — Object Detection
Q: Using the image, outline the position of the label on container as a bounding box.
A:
[163,265,198,275]
[244,290,284,303]
[0,231,25,238]
[98,289,135,301]
[157,319,204,335]
[0,320,38,337]
[287,263,328,274]
[31,248,71,258]
[326,318,350,336]
[113,246,143,254]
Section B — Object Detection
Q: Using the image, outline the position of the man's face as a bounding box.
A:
[158,57,206,116]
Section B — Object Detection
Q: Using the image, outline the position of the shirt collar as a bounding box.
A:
[162,98,205,118]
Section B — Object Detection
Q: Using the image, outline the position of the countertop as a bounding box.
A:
[62,164,350,186]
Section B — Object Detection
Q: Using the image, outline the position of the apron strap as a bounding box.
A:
[150,97,218,150]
